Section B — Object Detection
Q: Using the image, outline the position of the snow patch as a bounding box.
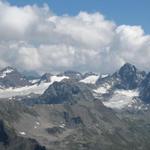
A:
[50,75,69,83]
[114,90,139,97]
[101,74,109,78]
[19,132,26,135]
[59,124,65,128]
[34,121,40,129]
[36,121,40,125]
[80,75,99,84]
[29,79,39,84]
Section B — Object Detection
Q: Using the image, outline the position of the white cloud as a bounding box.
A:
[0,1,150,74]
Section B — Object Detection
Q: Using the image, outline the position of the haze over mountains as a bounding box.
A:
[0,63,150,149]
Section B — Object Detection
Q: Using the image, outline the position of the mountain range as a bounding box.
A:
[0,63,150,149]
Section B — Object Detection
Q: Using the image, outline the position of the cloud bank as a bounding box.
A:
[0,1,150,74]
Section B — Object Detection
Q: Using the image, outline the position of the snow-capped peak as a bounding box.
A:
[0,67,14,78]
[0,75,69,98]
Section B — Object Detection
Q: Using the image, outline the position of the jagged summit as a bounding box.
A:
[0,66,16,74]
[96,62,146,91]
[38,73,53,83]
[113,63,146,89]
[0,66,31,88]
[119,63,137,74]
[0,66,18,80]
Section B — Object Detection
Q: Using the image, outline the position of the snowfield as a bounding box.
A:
[93,83,111,95]
[101,74,109,78]
[80,75,99,84]
[103,90,139,109]
[0,76,69,98]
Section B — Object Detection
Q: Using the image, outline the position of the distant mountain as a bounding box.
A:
[26,79,94,105]
[113,63,146,90]
[0,63,150,111]
[94,63,148,110]
[21,70,41,80]
[38,73,53,84]
[59,70,83,81]
[96,63,146,90]
[83,72,98,78]
[0,66,31,88]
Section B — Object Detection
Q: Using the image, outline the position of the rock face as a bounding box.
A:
[0,66,31,88]
[140,73,150,103]
[114,63,146,89]
[39,79,94,104]
[0,120,9,145]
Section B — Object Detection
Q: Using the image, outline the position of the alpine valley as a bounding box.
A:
[1,63,150,150]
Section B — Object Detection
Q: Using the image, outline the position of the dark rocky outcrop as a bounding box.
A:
[39,79,94,104]
[46,127,64,135]
[114,63,146,89]
[0,120,9,145]
[140,73,150,103]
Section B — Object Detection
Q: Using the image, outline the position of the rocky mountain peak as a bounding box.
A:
[0,66,16,77]
[38,79,94,104]
[2,66,16,70]
[39,73,53,83]
[114,63,146,89]
[119,63,137,76]
[0,66,31,88]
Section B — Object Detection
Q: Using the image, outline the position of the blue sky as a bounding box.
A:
[8,0,150,34]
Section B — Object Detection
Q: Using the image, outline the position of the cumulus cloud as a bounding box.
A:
[0,0,150,74]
